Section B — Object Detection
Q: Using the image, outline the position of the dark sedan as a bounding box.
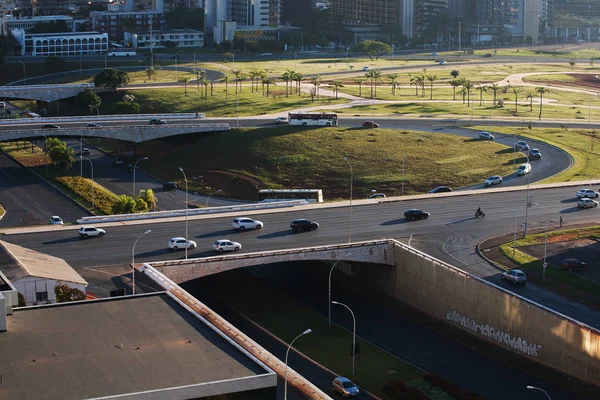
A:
[561,259,587,271]
[149,119,167,125]
[428,186,453,194]
[404,209,430,220]
[290,219,319,232]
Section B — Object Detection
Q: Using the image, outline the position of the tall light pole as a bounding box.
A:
[284,329,311,400]
[80,135,84,176]
[533,202,549,282]
[205,189,222,208]
[18,61,26,84]
[523,154,532,237]
[343,157,353,243]
[526,386,551,399]
[178,167,189,260]
[132,157,149,197]
[328,260,342,327]
[458,22,462,53]
[41,133,48,176]
[131,229,151,295]
[175,50,183,81]
[332,301,356,376]
[82,156,95,209]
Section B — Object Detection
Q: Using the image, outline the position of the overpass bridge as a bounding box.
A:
[0,123,230,142]
[143,239,600,389]
[0,84,94,101]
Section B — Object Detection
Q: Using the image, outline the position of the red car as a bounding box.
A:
[362,121,380,128]
[561,259,587,271]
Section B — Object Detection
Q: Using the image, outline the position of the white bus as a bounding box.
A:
[288,112,338,126]
[258,189,324,203]
[107,50,137,56]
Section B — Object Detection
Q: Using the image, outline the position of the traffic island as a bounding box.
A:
[478,224,600,308]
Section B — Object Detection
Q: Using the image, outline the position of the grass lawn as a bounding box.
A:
[0,203,4,218]
[478,46,600,59]
[183,270,455,400]
[115,127,519,200]
[100,86,349,117]
[498,227,600,308]
[521,73,579,84]
[471,125,600,182]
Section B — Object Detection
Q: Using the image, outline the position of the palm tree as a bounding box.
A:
[426,74,438,100]
[221,73,231,99]
[257,70,268,95]
[281,70,291,96]
[418,74,426,98]
[568,58,576,71]
[488,83,501,106]
[535,87,548,119]
[476,85,488,106]
[237,72,246,92]
[195,69,206,92]
[526,91,534,111]
[409,74,420,96]
[248,70,258,93]
[178,76,191,96]
[202,78,210,100]
[293,72,304,96]
[310,75,323,97]
[331,80,344,99]
[388,74,399,96]
[371,69,383,97]
[355,78,366,97]
[450,79,462,100]
[262,77,275,97]
[463,80,473,106]
[232,70,242,94]
[512,87,524,113]
[458,87,467,104]
[365,70,376,98]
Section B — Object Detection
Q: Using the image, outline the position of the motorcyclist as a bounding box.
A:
[476,206,483,215]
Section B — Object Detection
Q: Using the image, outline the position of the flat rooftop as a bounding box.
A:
[0,293,273,400]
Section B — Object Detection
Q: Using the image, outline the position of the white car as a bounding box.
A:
[438,60,447,65]
[78,226,105,238]
[479,131,494,140]
[502,269,527,284]
[516,163,531,175]
[515,141,529,151]
[576,189,599,199]
[50,216,63,225]
[168,237,197,251]
[578,198,599,209]
[232,217,263,231]
[275,117,288,124]
[0,101,5,108]
[362,66,371,71]
[213,239,242,252]
[261,52,272,56]
[431,51,439,56]
[484,175,503,186]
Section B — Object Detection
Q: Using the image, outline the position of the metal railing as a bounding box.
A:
[0,113,201,125]
[0,84,95,90]
[77,200,309,224]
[1,123,224,136]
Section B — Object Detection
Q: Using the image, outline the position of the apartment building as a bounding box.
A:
[124,28,204,48]
[206,0,279,43]
[90,9,165,40]
[329,0,398,26]
[0,14,73,35]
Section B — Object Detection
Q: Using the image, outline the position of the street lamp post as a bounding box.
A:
[533,202,549,282]
[526,386,551,399]
[131,229,151,295]
[332,301,356,376]
[80,135,83,176]
[132,157,149,197]
[523,154,532,236]
[284,329,311,400]
[41,133,48,176]
[205,189,222,208]
[175,51,183,81]
[82,156,95,208]
[343,157,353,243]
[328,260,342,327]
[178,167,189,260]
[19,61,26,83]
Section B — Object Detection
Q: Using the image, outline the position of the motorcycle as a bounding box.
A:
[475,210,486,219]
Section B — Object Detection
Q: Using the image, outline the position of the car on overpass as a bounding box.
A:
[86,123,102,128]
[78,226,105,239]
[163,182,177,190]
[232,217,263,231]
[81,148,91,156]
[290,219,319,232]
[576,188,599,198]
[362,121,380,128]
[42,124,60,130]
[213,239,242,252]
[484,175,503,186]
[404,209,430,221]
[502,269,527,284]
[149,119,167,125]
[368,193,386,199]
[50,216,63,225]
[577,198,598,209]
[168,237,197,251]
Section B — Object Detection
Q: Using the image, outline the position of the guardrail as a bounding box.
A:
[1,123,223,135]
[0,84,96,90]
[77,200,309,224]
[0,113,201,125]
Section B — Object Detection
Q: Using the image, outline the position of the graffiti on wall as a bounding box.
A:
[446,309,543,357]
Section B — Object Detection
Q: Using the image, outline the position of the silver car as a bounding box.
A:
[502,269,527,284]
[232,217,263,231]
[213,239,242,252]
[168,237,197,251]
[479,131,494,140]
[576,189,599,199]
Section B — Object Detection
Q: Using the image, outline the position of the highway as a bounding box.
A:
[3,184,600,329]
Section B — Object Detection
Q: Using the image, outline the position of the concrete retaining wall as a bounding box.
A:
[390,242,600,386]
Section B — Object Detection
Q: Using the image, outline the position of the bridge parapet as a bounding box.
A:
[149,240,395,284]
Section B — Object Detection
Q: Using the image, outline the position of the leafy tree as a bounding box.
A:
[591,57,596,67]
[536,87,548,119]
[292,72,304,96]
[450,70,460,79]
[138,189,157,211]
[178,76,191,96]
[75,89,101,111]
[463,80,473,106]
[145,67,157,81]
[222,52,234,62]
[112,101,140,114]
[309,75,323,98]
[281,70,292,97]
[568,58,576,71]
[352,40,392,61]
[409,74,420,96]
[122,94,136,102]
[94,69,130,93]
[55,283,85,303]
[134,197,148,212]
[46,137,74,171]
[195,69,207,92]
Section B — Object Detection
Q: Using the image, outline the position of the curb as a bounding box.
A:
[0,147,93,217]
[234,310,383,400]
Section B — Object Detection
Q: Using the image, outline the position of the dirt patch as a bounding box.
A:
[527,73,600,90]
[545,232,580,244]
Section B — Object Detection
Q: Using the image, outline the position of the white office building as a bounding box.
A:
[13,29,109,56]
[0,14,74,35]
[205,0,279,43]
[125,29,204,49]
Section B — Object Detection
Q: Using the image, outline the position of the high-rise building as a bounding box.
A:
[205,0,279,43]
[280,0,311,26]
[329,0,399,26]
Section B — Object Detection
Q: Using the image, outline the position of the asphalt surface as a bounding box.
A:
[0,151,88,228]
[3,185,600,328]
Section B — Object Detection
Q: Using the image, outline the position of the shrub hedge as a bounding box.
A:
[424,374,485,399]
[56,176,118,215]
[382,380,428,400]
